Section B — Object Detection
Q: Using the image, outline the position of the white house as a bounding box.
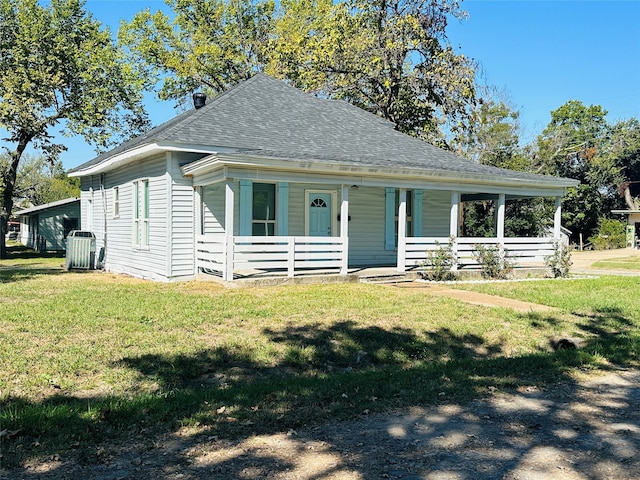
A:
[69,74,578,282]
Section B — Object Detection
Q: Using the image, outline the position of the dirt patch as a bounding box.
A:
[7,370,639,480]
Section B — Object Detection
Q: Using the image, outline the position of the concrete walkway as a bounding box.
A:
[395,248,640,313]
[397,282,559,313]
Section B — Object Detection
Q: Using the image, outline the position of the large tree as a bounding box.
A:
[451,95,546,237]
[607,118,640,209]
[269,0,477,143]
[0,0,148,258]
[119,0,276,104]
[533,100,617,242]
[120,0,477,144]
[0,154,80,209]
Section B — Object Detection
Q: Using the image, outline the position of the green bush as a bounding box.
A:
[473,243,514,280]
[419,237,458,281]
[589,218,626,250]
[545,240,572,278]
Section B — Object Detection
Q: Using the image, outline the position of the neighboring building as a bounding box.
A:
[611,209,640,248]
[14,198,80,252]
[69,74,578,282]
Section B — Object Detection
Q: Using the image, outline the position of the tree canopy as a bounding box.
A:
[0,0,148,257]
[0,154,80,210]
[533,101,620,241]
[119,0,477,143]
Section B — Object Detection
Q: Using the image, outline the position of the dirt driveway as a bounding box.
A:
[14,370,639,480]
[570,247,640,275]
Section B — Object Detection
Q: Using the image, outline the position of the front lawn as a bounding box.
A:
[591,256,640,271]
[1,248,638,467]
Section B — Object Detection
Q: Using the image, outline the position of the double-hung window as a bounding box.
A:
[133,180,149,248]
[252,183,276,236]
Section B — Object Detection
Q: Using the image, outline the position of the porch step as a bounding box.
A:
[358,273,417,285]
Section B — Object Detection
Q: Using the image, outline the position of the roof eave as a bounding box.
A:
[182,153,579,191]
[69,143,242,177]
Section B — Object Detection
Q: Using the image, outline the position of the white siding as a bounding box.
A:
[202,184,226,235]
[346,186,395,266]
[80,154,171,281]
[422,189,451,237]
[167,153,198,279]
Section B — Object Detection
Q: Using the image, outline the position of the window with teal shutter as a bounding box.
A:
[385,188,414,249]
[252,183,276,236]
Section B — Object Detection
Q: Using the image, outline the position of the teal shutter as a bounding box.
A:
[413,189,423,237]
[385,187,395,250]
[277,182,289,236]
[239,180,252,236]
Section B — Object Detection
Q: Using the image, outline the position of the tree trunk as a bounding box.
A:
[0,131,33,259]
[622,184,639,210]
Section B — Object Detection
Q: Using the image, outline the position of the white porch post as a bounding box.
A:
[397,188,407,272]
[450,192,460,270]
[224,180,235,281]
[497,193,506,258]
[450,192,460,236]
[340,185,349,275]
[497,193,506,240]
[554,196,562,239]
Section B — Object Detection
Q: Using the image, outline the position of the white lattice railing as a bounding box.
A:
[196,234,347,279]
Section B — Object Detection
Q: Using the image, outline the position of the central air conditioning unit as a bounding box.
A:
[65,230,96,270]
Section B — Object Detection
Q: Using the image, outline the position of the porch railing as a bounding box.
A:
[196,234,347,279]
[197,234,556,280]
[402,236,556,271]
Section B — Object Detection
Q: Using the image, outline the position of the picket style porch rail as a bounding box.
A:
[196,234,557,280]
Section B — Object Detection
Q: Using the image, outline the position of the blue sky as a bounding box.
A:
[28,0,640,169]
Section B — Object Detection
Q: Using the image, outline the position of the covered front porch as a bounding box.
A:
[189,173,565,282]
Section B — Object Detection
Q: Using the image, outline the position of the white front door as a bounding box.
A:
[307,192,333,236]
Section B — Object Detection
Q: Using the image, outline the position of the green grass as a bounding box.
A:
[591,256,640,271]
[1,245,639,467]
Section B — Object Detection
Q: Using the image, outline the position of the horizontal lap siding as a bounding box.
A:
[202,184,226,234]
[347,187,395,266]
[84,155,170,281]
[423,190,451,237]
[168,153,197,279]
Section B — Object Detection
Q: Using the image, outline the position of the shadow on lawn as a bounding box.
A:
[0,245,66,283]
[2,310,639,478]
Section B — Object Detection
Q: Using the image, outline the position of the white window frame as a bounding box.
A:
[113,186,120,218]
[252,182,277,236]
[133,179,150,249]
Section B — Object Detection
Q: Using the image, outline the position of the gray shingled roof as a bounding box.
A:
[70,74,575,187]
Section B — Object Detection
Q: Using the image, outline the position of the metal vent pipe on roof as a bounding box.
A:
[193,92,206,109]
